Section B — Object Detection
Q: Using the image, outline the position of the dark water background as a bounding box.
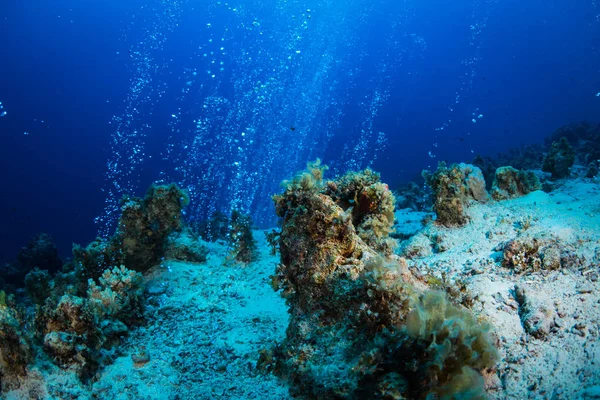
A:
[0,0,598,263]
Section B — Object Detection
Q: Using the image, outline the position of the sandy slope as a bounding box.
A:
[91,235,291,400]
[7,235,290,400]
[397,179,600,399]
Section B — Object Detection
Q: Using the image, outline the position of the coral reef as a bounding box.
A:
[28,183,190,382]
[0,302,30,391]
[0,233,62,287]
[0,182,203,395]
[491,166,542,200]
[393,181,428,212]
[229,210,258,263]
[268,161,498,399]
[24,268,53,305]
[472,121,600,189]
[501,233,562,274]
[473,145,545,190]
[542,137,576,179]
[164,228,209,263]
[324,165,397,255]
[422,162,488,227]
[73,183,189,280]
[197,211,231,242]
[36,265,144,380]
[547,122,600,175]
[41,294,99,378]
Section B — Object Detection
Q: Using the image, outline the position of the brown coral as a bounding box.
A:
[502,234,562,274]
[491,166,541,200]
[0,305,30,390]
[422,163,488,227]
[73,183,189,280]
[269,161,498,399]
[229,210,258,263]
[325,169,397,255]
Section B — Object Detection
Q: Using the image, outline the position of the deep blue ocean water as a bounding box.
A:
[0,0,598,264]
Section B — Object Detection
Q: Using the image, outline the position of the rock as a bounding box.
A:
[515,285,556,339]
[400,233,433,258]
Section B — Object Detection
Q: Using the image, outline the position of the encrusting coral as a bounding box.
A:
[0,300,30,392]
[546,122,600,177]
[0,233,62,287]
[267,160,499,399]
[422,162,488,227]
[0,182,208,393]
[542,137,576,179]
[501,233,562,274]
[73,183,190,280]
[164,228,209,263]
[325,167,397,255]
[229,210,258,263]
[491,166,542,200]
[36,266,145,380]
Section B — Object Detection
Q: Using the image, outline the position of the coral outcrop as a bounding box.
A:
[547,122,600,176]
[42,294,99,378]
[73,183,189,280]
[268,161,498,399]
[36,266,145,380]
[501,233,562,274]
[229,210,258,263]
[473,145,545,190]
[32,183,191,381]
[324,165,397,255]
[0,233,62,287]
[24,268,53,305]
[198,211,231,242]
[422,162,488,227]
[87,265,144,324]
[0,182,205,394]
[491,166,542,200]
[164,228,209,263]
[196,209,258,263]
[0,302,30,391]
[542,137,576,179]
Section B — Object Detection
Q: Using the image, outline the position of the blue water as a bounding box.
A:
[0,0,598,263]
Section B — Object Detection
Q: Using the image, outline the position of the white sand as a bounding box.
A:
[396,179,600,399]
